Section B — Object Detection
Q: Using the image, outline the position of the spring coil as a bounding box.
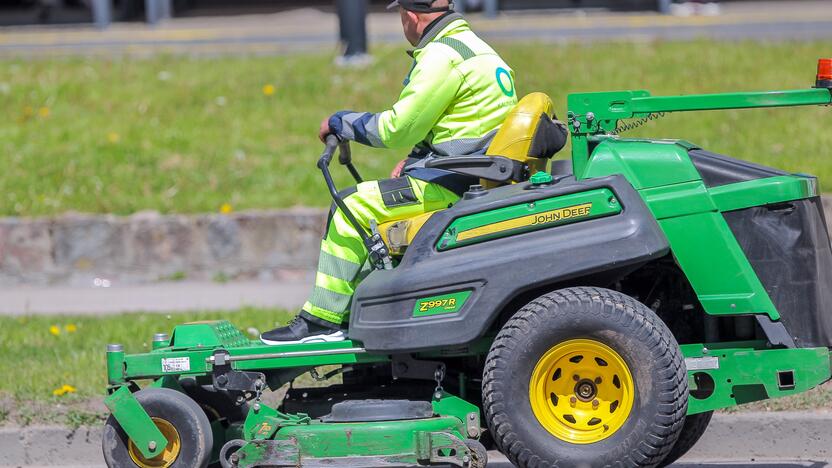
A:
[613,112,666,135]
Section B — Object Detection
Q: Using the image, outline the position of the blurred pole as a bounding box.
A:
[91,0,111,29]
[483,0,498,18]
[159,0,172,19]
[337,0,369,63]
[454,0,466,13]
[657,0,672,14]
[145,0,172,25]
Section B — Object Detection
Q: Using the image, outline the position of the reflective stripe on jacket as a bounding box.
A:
[328,12,518,157]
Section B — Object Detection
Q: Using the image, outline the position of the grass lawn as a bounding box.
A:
[0,308,293,426]
[1,309,830,427]
[1,40,831,216]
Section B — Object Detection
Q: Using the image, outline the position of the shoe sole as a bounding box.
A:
[260,331,346,346]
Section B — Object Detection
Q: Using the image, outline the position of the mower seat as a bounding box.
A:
[423,92,568,187]
[379,92,567,255]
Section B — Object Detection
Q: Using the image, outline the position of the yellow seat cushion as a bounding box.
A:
[485,92,557,183]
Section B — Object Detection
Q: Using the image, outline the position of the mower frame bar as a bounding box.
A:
[567,87,832,178]
[206,347,368,363]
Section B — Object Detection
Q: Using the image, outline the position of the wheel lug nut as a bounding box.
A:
[595,377,602,384]
[570,396,577,406]
[573,374,580,381]
[592,399,599,408]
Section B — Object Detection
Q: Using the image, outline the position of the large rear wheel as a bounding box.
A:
[659,411,713,467]
[483,287,688,467]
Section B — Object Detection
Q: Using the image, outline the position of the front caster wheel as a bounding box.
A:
[102,387,213,468]
[483,287,688,467]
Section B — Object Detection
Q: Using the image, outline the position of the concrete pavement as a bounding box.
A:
[0,278,311,315]
[0,1,831,57]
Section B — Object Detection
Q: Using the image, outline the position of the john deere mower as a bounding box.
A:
[102,59,832,468]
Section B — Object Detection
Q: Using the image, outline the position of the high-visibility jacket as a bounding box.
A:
[328,12,518,158]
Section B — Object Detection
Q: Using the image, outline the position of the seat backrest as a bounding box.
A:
[485,92,566,182]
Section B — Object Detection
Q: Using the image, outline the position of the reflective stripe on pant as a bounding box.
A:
[303,176,460,325]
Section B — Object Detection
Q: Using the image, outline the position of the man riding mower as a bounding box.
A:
[260,0,542,345]
[101,26,832,468]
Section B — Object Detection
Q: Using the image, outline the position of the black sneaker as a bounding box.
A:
[260,315,345,345]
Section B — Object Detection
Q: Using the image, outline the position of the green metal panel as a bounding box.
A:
[437,188,621,250]
[639,181,715,219]
[582,139,701,189]
[107,347,126,385]
[276,418,465,458]
[432,392,481,438]
[659,213,779,318]
[709,175,817,212]
[579,138,781,319]
[104,386,168,459]
[170,320,250,349]
[121,339,388,380]
[681,343,832,414]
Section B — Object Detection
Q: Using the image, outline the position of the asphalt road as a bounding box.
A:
[3,412,831,467]
[0,1,831,57]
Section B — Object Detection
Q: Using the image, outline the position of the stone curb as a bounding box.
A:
[0,208,327,287]
[1,195,831,288]
[1,411,831,466]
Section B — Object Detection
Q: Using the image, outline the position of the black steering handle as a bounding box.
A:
[317,134,340,170]
[316,134,392,271]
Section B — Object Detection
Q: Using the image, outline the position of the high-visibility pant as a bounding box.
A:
[300,176,460,326]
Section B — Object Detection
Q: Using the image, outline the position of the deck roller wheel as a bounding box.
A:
[219,439,247,468]
[483,287,689,467]
[464,439,488,468]
[102,388,213,468]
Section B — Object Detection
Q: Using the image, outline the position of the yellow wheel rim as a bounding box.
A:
[127,417,182,468]
[529,339,635,444]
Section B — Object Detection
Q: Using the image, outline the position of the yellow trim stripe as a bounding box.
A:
[456,203,592,242]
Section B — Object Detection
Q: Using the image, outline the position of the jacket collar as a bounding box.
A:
[409,12,465,54]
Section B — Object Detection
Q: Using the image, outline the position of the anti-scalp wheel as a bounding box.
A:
[102,387,213,468]
[483,287,688,467]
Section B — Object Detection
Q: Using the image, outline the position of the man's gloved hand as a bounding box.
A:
[390,159,407,178]
[318,116,333,143]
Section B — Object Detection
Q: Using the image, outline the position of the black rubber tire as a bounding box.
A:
[658,411,713,467]
[464,439,488,468]
[483,287,688,468]
[102,387,214,468]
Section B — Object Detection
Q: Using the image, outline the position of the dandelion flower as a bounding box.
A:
[220,203,233,214]
[262,84,275,96]
[52,384,77,396]
[107,132,120,143]
[65,324,78,333]
[49,325,61,336]
[38,106,50,118]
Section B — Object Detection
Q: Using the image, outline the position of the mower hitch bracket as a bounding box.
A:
[391,354,446,381]
[416,431,472,468]
[212,351,267,401]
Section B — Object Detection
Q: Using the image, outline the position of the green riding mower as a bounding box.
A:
[102,60,832,468]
